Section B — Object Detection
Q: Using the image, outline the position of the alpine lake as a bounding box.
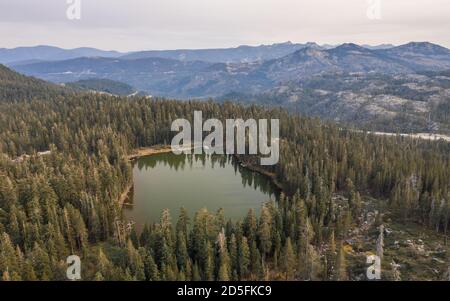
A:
[122,152,280,228]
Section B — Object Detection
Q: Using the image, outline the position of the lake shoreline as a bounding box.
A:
[233,155,284,191]
[119,183,133,206]
[129,146,284,190]
[127,145,174,161]
[121,145,285,208]
[119,145,173,207]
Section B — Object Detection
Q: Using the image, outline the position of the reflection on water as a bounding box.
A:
[123,153,279,226]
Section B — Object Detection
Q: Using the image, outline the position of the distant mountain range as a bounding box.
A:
[120,41,319,63]
[1,42,396,66]
[2,40,450,135]
[8,42,450,99]
[0,45,124,65]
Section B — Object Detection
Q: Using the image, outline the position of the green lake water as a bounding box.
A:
[123,153,279,226]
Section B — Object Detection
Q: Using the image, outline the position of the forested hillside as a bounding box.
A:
[66,78,137,96]
[225,71,450,135]
[11,42,450,99]
[8,42,450,136]
[0,73,449,280]
[0,65,73,102]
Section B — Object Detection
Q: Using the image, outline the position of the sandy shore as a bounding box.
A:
[127,145,173,160]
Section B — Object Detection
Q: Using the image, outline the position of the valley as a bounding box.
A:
[6,42,450,136]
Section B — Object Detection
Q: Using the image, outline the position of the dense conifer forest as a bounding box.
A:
[0,66,449,280]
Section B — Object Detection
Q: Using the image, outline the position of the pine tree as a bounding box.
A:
[238,236,250,279]
[176,230,189,271]
[298,217,315,279]
[326,230,337,279]
[216,229,231,281]
[258,205,272,258]
[243,209,257,243]
[250,240,263,280]
[228,233,238,278]
[30,242,52,280]
[176,207,189,241]
[282,238,296,280]
[97,248,112,280]
[126,239,145,280]
[334,243,348,281]
[0,175,16,208]
[144,252,160,281]
[204,241,214,281]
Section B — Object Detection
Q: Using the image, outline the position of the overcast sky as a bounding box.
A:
[0,0,449,51]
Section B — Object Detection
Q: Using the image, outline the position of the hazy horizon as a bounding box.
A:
[1,0,449,51]
[0,40,404,52]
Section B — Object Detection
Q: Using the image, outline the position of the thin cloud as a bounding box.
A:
[0,0,449,51]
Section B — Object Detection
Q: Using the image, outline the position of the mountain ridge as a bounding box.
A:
[0,64,73,101]
[0,45,125,65]
[9,42,450,98]
[0,41,400,65]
